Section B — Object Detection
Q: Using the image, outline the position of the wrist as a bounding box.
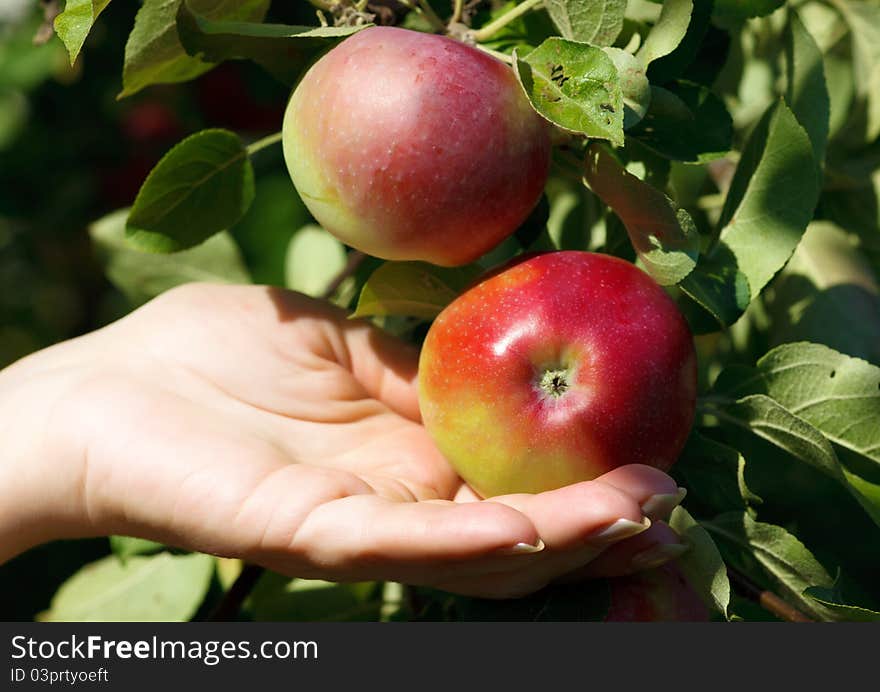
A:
[0,343,94,562]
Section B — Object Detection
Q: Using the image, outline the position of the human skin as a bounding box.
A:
[0,284,690,598]
[282,26,551,266]
[419,252,698,499]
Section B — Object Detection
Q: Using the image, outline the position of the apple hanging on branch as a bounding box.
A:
[282,26,551,266]
[282,26,698,499]
[418,252,698,498]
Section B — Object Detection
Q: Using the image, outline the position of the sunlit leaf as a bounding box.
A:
[353,262,481,320]
[126,129,255,253]
[53,0,112,65]
[514,38,624,146]
[544,0,627,46]
[583,144,698,285]
[40,553,214,622]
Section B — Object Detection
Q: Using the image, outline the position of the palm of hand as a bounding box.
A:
[45,284,680,598]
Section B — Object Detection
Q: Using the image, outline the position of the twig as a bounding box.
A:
[398,0,446,31]
[246,131,283,156]
[321,251,366,300]
[450,0,465,24]
[473,43,514,64]
[33,1,61,45]
[206,564,264,621]
[417,0,446,30]
[470,0,544,42]
[728,567,814,622]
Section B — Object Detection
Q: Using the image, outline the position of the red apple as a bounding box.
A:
[418,251,697,498]
[282,26,551,266]
[605,564,710,622]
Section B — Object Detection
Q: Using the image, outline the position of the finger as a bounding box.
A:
[560,521,688,580]
[437,470,683,597]
[339,318,422,422]
[486,480,648,551]
[595,464,687,521]
[275,494,543,583]
[441,482,649,597]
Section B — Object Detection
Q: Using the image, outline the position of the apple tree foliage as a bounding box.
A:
[42,0,880,622]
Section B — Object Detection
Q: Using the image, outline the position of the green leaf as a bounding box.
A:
[53,0,112,65]
[176,3,368,86]
[637,0,693,67]
[629,82,733,163]
[39,552,214,622]
[716,343,880,468]
[109,536,164,563]
[833,0,880,143]
[764,222,880,366]
[713,343,880,526]
[604,47,651,129]
[544,0,627,47]
[285,225,347,297]
[712,394,880,526]
[514,38,624,146]
[353,262,481,320]
[720,395,843,481]
[249,572,380,622]
[647,0,713,84]
[126,129,255,253]
[583,144,699,285]
[90,208,251,306]
[120,0,269,98]
[804,585,880,622]
[668,506,731,619]
[714,100,819,301]
[678,253,751,332]
[545,175,604,251]
[785,11,829,169]
[672,432,760,517]
[702,512,835,621]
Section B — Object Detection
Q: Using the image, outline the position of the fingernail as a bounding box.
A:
[589,516,652,543]
[641,487,687,519]
[499,538,546,556]
[629,542,690,571]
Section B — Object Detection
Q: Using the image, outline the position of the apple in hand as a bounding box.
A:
[605,564,710,621]
[418,251,697,498]
[282,26,551,266]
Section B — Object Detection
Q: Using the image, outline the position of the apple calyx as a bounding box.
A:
[538,367,571,399]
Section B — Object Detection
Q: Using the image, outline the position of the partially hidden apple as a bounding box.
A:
[418,251,697,498]
[605,564,710,621]
[282,26,551,266]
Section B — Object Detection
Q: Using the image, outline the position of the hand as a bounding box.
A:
[0,284,687,598]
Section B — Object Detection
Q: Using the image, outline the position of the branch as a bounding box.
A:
[206,564,264,621]
[470,0,544,42]
[33,1,61,45]
[321,251,366,300]
[727,567,814,623]
[246,131,283,156]
[450,0,465,24]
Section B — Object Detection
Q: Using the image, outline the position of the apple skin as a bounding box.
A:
[418,251,697,498]
[282,26,551,266]
[605,564,710,622]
